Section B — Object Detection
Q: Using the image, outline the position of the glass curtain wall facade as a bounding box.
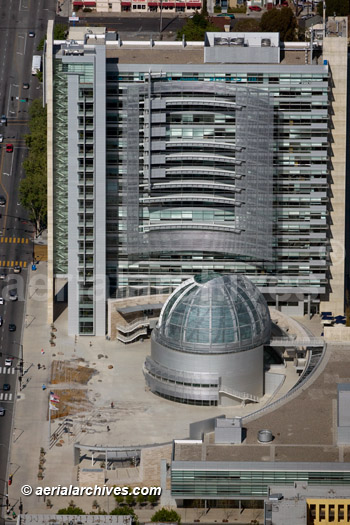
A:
[52,44,329,335]
[53,47,106,335]
[171,463,350,499]
[106,64,329,311]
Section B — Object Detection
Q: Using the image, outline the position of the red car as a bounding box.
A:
[249,5,262,10]
[6,144,13,153]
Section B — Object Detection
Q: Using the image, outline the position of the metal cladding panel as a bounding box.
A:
[149,336,264,398]
[123,80,273,263]
[204,46,280,64]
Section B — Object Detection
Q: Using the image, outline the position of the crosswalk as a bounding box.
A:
[0,261,27,268]
[0,367,16,374]
[0,392,13,401]
[0,237,29,245]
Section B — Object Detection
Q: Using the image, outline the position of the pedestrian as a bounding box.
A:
[42,384,46,391]
[41,349,45,355]
[111,402,114,409]
[37,363,41,369]
[89,341,92,347]
[107,426,110,432]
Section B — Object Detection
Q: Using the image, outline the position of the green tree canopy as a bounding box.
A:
[232,18,260,32]
[260,7,297,41]
[19,98,47,234]
[151,508,181,523]
[177,13,217,40]
[110,506,138,523]
[317,0,349,16]
[57,506,85,515]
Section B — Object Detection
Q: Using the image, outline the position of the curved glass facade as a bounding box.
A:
[156,274,271,354]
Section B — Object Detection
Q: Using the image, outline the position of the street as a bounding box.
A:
[0,0,56,519]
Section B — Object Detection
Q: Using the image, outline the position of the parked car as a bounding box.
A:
[0,134,3,143]
[0,316,3,327]
[0,273,5,280]
[14,266,21,274]
[4,357,13,366]
[6,144,13,153]
[0,298,4,305]
[249,5,262,10]
[8,324,16,332]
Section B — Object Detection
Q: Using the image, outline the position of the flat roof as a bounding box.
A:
[173,343,350,466]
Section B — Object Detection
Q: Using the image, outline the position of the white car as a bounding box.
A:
[0,134,3,143]
[5,358,13,367]
[0,298,4,305]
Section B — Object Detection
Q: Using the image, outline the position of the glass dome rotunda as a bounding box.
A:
[155,273,271,354]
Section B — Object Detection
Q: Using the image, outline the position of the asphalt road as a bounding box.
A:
[0,0,55,519]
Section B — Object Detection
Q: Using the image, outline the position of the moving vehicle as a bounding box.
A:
[6,144,13,153]
[3,384,10,391]
[0,196,6,206]
[4,358,13,366]
[23,83,30,90]
[8,324,16,332]
[28,31,35,37]
[0,273,5,280]
[0,134,3,143]
[14,266,21,274]
[1,115,7,125]
[32,55,41,75]
[0,298,4,305]
[0,316,3,327]
[0,407,5,416]
[9,290,18,301]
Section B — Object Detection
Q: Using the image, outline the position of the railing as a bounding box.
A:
[117,327,148,343]
[117,318,150,334]
[270,337,325,348]
[219,387,260,403]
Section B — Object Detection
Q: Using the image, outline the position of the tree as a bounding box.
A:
[148,494,159,506]
[54,23,68,39]
[260,7,297,41]
[232,18,260,32]
[115,494,125,505]
[57,506,85,515]
[177,13,217,41]
[151,508,181,523]
[125,494,135,506]
[317,0,349,16]
[110,506,139,523]
[19,98,47,234]
[136,493,146,506]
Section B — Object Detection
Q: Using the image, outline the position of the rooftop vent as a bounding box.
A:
[258,429,273,442]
